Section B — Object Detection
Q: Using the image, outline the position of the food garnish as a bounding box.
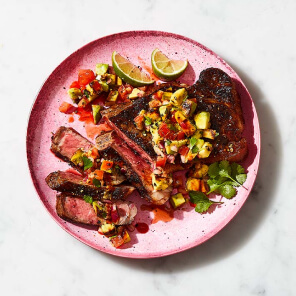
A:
[151,48,188,81]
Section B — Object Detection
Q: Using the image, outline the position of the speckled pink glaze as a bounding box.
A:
[26,31,260,259]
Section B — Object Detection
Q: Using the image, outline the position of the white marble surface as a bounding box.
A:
[1,0,296,295]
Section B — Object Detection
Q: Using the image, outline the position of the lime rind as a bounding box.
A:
[112,51,154,87]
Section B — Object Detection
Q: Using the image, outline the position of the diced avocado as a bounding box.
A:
[174,110,187,123]
[165,139,188,154]
[99,81,109,92]
[129,88,143,99]
[95,63,109,76]
[170,193,186,209]
[170,88,187,106]
[198,142,213,158]
[67,88,82,104]
[152,174,170,191]
[146,111,161,122]
[150,124,162,144]
[101,73,116,85]
[107,90,118,102]
[85,84,99,102]
[186,177,201,191]
[194,111,211,129]
[78,97,89,108]
[92,105,102,124]
[181,99,197,117]
[117,76,122,86]
[184,149,198,162]
[192,130,203,140]
[159,105,171,120]
[192,163,209,178]
[162,92,172,101]
[70,148,84,166]
[203,129,217,140]
[99,223,116,237]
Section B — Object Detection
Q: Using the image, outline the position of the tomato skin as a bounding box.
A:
[70,81,80,89]
[156,156,167,168]
[134,114,144,130]
[78,69,96,86]
[158,122,171,138]
[176,131,186,140]
[89,80,101,92]
[93,169,104,180]
[170,111,177,123]
[179,146,189,156]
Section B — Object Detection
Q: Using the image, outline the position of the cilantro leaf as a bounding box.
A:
[231,162,245,175]
[189,191,223,213]
[83,195,93,204]
[236,173,247,185]
[92,178,101,187]
[208,162,220,178]
[82,156,93,171]
[218,184,237,199]
[165,140,172,146]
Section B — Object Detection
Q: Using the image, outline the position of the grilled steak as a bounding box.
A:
[50,126,93,172]
[187,68,247,162]
[96,131,172,205]
[46,170,135,201]
[56,194,137,226]
[101,83,183,164]
[102,68,247,164]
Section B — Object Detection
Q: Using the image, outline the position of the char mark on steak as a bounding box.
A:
[96,131,171,205]
[46,170,134,201]
[101,83,184,165]
[56,194,137,226]
[187,68,247,162]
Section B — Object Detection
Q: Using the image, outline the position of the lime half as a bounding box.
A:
[112,51,154,87]
[151,48,188,81]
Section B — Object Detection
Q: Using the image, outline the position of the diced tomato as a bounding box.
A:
[93,169,104,180]
[158,122,171,138]
[90,147,99,159]
[179,121,187,130]
[170,111,177,123]
[154,90,163,100]
[125,85,133,94]
[118,85,130,102]
[70,81,80,89]
[156,156,167,168]
[176,131,186,140]
[90,80,101,92]
[78,69,96,86]
[179,146,189,156]
[134,114,144,130]
[110,235,125,248]
[59,102,76,114]
[100,160,114,171]
[189,202,196,207]
[149,99,162,108]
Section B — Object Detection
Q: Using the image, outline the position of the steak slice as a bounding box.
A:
[50,126,127,185]
[50,126,93,172]
[46,171,134,201]
[96,131,172,205]
[56,194,137,226]
[101,83,182,164]
[187,68,248,162]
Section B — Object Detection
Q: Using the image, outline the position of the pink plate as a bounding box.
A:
[26,31,260,258]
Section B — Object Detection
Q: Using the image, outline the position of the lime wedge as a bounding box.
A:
[112,51,154,87]
[151,49,188,81]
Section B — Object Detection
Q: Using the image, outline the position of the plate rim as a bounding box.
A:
[26,30,261,259]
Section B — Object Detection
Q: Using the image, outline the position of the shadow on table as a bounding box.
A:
[100,63,282,272]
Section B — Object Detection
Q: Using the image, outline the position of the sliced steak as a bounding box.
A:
[46,170,134,201]
[96,131,171,205]
[56,194,137,226]
[50,126,93,172]
[101,83,182,164]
